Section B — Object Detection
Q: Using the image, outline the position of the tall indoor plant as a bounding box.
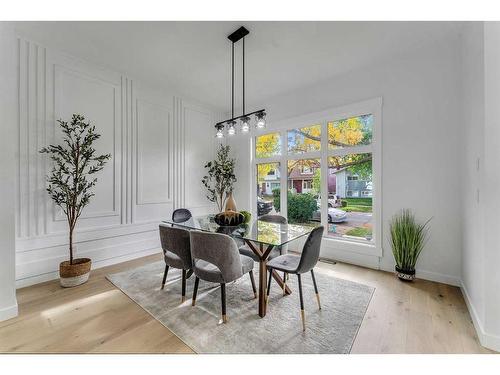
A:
[202,144,237,212]
[40,114,111,287]
[389,209,431,281]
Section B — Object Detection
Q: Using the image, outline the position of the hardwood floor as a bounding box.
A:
[0,253,493,354]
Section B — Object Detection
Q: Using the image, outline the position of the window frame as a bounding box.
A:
[251,97,382,256]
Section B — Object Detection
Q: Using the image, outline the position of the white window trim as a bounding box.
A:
[251,97,382,257]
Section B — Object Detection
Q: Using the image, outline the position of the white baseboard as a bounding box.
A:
[0,303,18,322]
[16,246,160,289]
[411,268,461,287]
[460,280,500,352]
[320,246,380,270]
[321,246,461,287]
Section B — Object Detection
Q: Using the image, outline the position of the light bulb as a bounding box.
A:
[255,112,266,129]
[241,117,250,132]
[216,128,224,138]
[227,121,236,136]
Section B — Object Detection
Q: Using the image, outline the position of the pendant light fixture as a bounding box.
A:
[215,26,266,138]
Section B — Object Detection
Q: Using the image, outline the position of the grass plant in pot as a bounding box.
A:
[389,209,431,281]
[40,114,111,287]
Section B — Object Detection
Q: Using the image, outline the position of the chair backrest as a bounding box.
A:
[172,208,192,223]
[259,214,288,253]
[159,225,192,269]
[189,231,243,283]
[296,226,324,273]
[259,214,287,224]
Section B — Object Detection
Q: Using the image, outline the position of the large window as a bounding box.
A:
[287,158,320,226]
[256,162,281,218]
[252,99,381,254]
[327,153,372,241]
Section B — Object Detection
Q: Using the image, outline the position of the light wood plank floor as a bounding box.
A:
[0,253,493,354]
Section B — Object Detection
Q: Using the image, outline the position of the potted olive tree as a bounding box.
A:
[202,144,237,212]
[389,209,431,281]
[40,114,111,287]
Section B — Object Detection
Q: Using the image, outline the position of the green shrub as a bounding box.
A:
[272,188,280,211]
[287,193,317,223]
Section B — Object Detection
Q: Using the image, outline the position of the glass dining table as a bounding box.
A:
[162,215,316,318]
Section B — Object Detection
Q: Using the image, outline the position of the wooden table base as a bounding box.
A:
[244,240,292,318]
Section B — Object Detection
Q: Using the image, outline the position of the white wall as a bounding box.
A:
[12,34,218,288]
[460,21,486,343]
[459,21,500,353]
[0,23,19,321]
[229,36,463,285]
[482,21,500,350]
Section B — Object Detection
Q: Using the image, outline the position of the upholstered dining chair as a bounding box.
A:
[239,214,288,261]
[158,224,193,302]
[239,214,289,286]
[266,226,324,331]
[190,231,257,324]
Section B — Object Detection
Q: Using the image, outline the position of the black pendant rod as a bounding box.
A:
[242,36,245,115]
[231,41,234,119]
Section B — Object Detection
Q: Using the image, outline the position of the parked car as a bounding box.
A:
[315,194,342,208]
[312,202,347,223]
[257,197,273,216]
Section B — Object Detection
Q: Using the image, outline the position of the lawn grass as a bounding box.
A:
[343,197,372,213]
[345,227,373,237]
[343,198,372,206]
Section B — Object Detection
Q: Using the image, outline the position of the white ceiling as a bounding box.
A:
[13,21,463,112]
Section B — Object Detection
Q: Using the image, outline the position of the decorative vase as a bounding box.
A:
[59,258,92,287]
[225,192,237,211]
[395,266,415,282]
[214,211,245,226]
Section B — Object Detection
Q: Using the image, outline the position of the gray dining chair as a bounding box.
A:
[266,226,324,331]
[190,230,257,324]
[239,214,288,261]
[159,224,193,302]
[239,214,289,287]
[172,208,193,224]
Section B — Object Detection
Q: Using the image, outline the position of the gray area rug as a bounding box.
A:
[106,261,374,354]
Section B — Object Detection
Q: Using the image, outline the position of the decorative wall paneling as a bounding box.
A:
[15,37,217,287]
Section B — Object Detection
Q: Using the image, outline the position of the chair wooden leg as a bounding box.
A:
[181,269,187,303]
[192,276,199,306]
[310,269,321,310]
[282,272,287,296]
[266,268,273,303]
[221,283,227,323]
[161,264,169,290]
[298,274,306,331]
[249,270,257,299]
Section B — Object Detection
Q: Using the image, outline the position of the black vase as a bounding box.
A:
[395,266,415,281]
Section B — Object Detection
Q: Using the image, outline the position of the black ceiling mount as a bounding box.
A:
[228,26,249,43]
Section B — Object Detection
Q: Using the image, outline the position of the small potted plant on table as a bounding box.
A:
[40,114,111,287]
[389,209,431,281]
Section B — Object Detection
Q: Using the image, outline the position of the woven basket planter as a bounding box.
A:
[395,266,415,282]
[59,258,92,287]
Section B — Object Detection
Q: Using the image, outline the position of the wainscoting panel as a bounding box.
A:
[132,82,174,224]
[181,101,218,215]
[53,64,120,221]
[15,36,218,287]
